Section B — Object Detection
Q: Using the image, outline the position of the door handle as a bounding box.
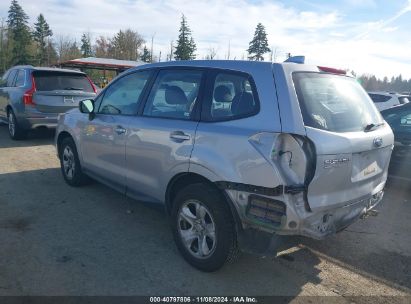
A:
[115,126,127,135]
[170,131,190,142]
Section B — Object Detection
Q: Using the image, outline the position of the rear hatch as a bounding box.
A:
[32,70,96,113]
[293,71,394,212]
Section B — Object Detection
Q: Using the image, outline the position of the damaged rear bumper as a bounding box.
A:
[297,190,384,239]
[217,181,385,252]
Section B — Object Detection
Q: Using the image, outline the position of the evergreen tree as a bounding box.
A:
[140,45,151,62]
[174,14,196,60]
[80,33,92,57]
[7,0,32,65]
[33,14,53,65]
[247,23,271,61]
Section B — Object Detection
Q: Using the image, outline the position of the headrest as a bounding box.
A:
[232,92,255,115]
[214,85,232,103]
[165,86,189,105]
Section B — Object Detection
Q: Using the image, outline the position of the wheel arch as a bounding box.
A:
[165,172,242,231]
[6,104,13,115]
[56,131,74,158]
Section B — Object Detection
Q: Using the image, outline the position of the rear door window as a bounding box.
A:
[33,71,94,92]
[14,70,25,87]
[293,72,383,133]
[6,70,17,87]
[203,71,259,121]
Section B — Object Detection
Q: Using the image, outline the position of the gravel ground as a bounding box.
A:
[0,124,410,302]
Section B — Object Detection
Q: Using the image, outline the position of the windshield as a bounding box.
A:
[293,72,383,133]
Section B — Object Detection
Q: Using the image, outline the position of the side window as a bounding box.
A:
[143,70,203,120]
[385,110,411,131]
[14,70,25,87]
[400,113,411,127]
[98,71,151,115]
[207,72,259,120]
[6,70,17,87]
[369,94,391,103]
[399,97,410,105]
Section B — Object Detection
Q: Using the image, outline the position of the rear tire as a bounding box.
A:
[171,183,239,272]
[59,137,90,187]
[7,109,27,140]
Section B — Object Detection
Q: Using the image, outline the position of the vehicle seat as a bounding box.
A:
[162,85,190,118]
[231,92,255,116]
[212,85,233,118]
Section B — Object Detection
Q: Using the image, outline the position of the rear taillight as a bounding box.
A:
[86,76,97,93]
[23,76,36,105]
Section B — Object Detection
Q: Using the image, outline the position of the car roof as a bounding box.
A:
[381,102,411,115]
[128,60,351,81]
[10,65,85,75]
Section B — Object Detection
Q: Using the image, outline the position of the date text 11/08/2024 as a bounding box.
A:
[149,297,258,303]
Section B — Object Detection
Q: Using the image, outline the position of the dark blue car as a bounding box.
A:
[381,103,411,181]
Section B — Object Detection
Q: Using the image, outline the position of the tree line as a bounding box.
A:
[0,0,410,93]
[357,74,411,93]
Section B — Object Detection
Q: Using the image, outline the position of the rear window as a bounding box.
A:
[293,72,383,133]
[33,71,94,92]
[368,93,392,103]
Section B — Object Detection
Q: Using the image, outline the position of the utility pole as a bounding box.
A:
[158,51,162,62]
[227,40,231,60]
[150,32,156,63]
[169,40,173,61]
[271,46,278,62]
[0,19,4,73]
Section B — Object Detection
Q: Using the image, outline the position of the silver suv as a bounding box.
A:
[0,66,96,139]
[55,59,394,271]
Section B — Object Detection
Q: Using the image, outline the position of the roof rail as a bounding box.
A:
[284,56,305,64]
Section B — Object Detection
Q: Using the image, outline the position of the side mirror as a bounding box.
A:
[79,99,95,120]
[79,99,95,114]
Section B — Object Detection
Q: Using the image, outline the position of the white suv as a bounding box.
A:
[368,91,410,111]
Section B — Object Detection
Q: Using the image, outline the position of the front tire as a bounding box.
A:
[7,109,27,140]
[171,183,239,272]
[59,137,90,186]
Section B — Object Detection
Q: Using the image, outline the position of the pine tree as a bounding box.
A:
[33,14,53,65]
[7,0,32,65]
[140,46,151,62]
[174,14,196,60]
[247,23,271,61]
[80,33,92,57]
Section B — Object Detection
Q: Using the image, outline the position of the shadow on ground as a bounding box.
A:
[294,182,411,290]
[0,167,410,296]
[0,168,321,296]
[0,124,54,148]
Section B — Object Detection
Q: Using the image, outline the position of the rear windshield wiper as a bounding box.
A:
[63,87,83,91]
[364,122,385,132]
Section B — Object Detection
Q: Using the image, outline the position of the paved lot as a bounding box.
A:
[0,124,410,301]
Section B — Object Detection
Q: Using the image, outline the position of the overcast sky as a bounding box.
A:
[1,0,411,78]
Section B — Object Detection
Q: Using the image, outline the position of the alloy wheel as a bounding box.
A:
[177,200,217,259]
[8,112,15,137]
[62,146,75,179]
